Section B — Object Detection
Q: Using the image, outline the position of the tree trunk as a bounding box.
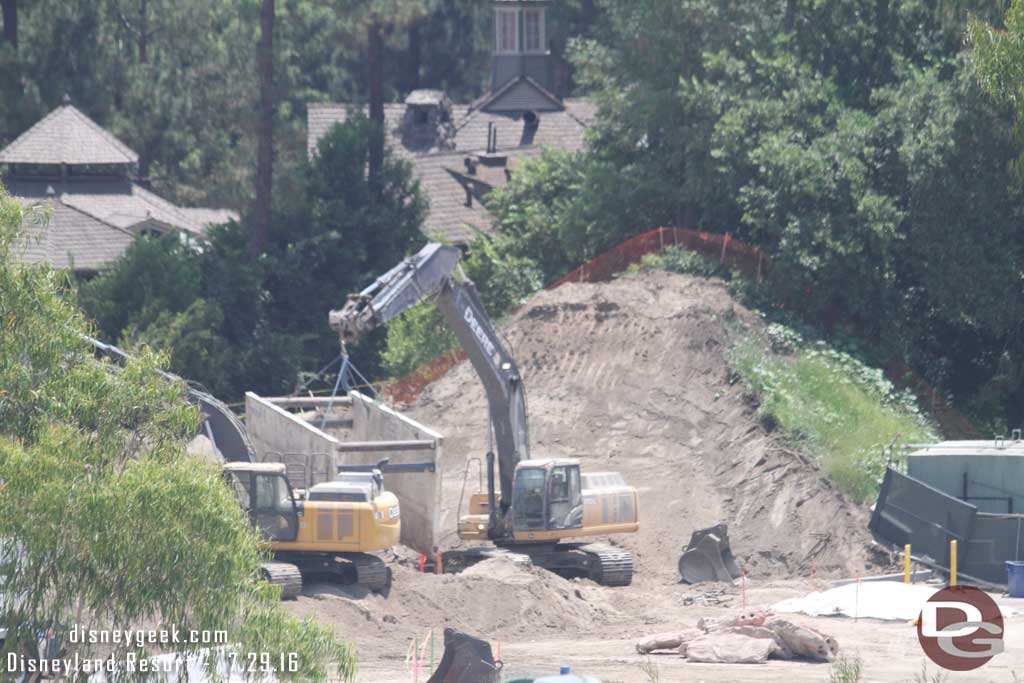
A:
[250,0,275,258]
[405,20,421,93]
[784,0,797,33]
[581,0,598,33]
[139,0,148,63]
[1,0,17,49]
[367,19,385,200]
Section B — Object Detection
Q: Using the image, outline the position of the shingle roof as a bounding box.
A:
[5,178,220,271]
[0,105,139,166]
[307,104,411,158]
[413,147,544,244]
[8,193,135,271]
[307,100,593,159]
[307,98,594,244]
[178,207,240,227]
[54,180,205,236]
[454,99,594,152]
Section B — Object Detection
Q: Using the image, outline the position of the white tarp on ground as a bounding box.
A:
[774,581,1014,621]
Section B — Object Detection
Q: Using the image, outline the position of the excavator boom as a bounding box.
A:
[331,244,639,586]
[330,243,529,535]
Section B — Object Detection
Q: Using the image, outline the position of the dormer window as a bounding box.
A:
[523,8,546,53]
[495,8,519,55]
[488,1,558,99]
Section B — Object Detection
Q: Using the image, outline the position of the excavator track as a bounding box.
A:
[579,543,634,587]
[440,546,534,574]
[350,553,392,593]
[468,542,634,587]
[275,552,391,594]
[262,561,303,600]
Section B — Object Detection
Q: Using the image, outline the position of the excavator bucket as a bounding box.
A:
[678,523,742,584]
[426,628,501,683]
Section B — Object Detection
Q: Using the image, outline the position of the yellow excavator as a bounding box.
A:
[81,334,401,599]
[330,243,639,586]
[222,461,400,598]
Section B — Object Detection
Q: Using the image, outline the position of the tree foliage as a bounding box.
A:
[475,0,1024,431]
[0,185,354,680]
[79,114,426,399]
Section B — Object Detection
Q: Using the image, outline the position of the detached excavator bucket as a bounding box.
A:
[426,628,501,683]
[678,523,742,584]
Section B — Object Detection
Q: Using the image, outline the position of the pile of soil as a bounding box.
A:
[406,271,879,584]
[288,558,619,644]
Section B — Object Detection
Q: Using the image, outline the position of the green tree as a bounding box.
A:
[78,233,202,341]
[968,0,1024,115]
[266,113,427,373]
[479,0,1024,430]
[0,184,354,681]
[484,149,624,282]
[252,0,277,257]
[79,114,426,399]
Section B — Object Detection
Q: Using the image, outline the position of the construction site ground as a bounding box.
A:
[289,574,1024,682]
[283,271,1023,681]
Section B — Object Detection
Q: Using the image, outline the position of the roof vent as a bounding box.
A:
[1014,428,1022,443]
[478,122,508,166]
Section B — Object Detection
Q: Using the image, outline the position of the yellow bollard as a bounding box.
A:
[904,544,912,584]
[950,539,958,587]
[854,576,861,622]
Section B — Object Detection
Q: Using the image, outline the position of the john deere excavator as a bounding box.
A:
[222,461,400,599]
[84,334,399,599]
[329,243,639,586]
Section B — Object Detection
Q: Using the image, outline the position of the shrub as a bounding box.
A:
[729,322,937,501]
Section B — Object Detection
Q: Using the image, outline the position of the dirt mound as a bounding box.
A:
[407,271,878,584]
[289,559,618,645]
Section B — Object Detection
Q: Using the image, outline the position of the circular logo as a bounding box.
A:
[916,585,1004,671]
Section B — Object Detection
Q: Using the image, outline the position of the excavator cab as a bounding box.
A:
[223,463,299,543]
[512,460,584,534]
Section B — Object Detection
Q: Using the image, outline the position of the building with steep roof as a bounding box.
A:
[1,99,238,272]
[307,0,594,246]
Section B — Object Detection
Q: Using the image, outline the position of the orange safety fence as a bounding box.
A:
[885,359,980,439]
[384,227,979,439]
[386,349,466,406]
[550,226,769,287]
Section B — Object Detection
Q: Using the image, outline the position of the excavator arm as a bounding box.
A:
[329,243,529,537]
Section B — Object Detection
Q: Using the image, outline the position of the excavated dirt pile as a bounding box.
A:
[406,271,879,585]
[289,557,619,645]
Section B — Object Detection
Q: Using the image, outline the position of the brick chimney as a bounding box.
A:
[400,89,456,152]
